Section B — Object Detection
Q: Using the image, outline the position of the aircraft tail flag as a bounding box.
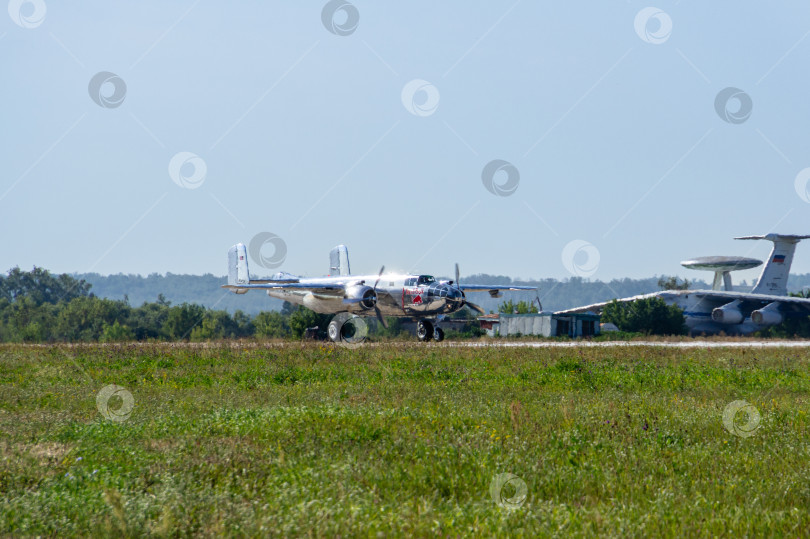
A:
[227,243,250,288]
[329,244,351,276]
[735,234,810,296]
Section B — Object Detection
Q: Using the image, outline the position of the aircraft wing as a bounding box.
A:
[557,289,810,316]
[689,290,810,311]
[555,292,662,314]
[221,281,344,296]
[459,284,536,292]
[459,284,537,297]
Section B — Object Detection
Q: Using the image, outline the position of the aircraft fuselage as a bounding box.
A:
[267,273,466,318]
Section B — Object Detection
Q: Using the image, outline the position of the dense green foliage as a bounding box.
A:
[498,299,539,314]
[1,267,91,304]
[2,343,809,535]
[0,268,259,342]
[0,268,462,342]
[601,297,688,335]
[657,275,691,290]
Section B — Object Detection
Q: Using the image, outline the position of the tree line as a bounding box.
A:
[4,267,810,342]
[0,267,459,342]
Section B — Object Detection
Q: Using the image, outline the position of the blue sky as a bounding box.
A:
[3,1,810,285]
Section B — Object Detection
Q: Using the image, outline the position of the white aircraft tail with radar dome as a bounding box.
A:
[224,243,536,343]
[558,234,810,335]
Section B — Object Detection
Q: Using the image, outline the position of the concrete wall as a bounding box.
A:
[495,313,600,337]
[498,314,554,337]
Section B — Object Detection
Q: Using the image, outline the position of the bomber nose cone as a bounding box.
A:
[445,285,463,303]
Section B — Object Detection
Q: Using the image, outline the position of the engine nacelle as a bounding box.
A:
[712,300,744,324]
[302,293,341,313]
[345,285,377,311]
[751,302,783,326]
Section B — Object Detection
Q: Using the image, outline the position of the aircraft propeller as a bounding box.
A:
[372,265,388,329]
[453,263,485,314]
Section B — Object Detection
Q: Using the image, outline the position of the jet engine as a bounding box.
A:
[711,300,744,324]
[344,284,377,311]
[751,302,783,325]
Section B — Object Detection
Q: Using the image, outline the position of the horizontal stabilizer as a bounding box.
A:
[226,243,308,294]
[222,282,343,295]
[735,234,810,242]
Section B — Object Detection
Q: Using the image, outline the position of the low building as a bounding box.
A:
[478,312,601,338]
[478,314,500,337]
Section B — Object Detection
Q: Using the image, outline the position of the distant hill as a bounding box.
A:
[76,273,285,314]
[76,272,810,315]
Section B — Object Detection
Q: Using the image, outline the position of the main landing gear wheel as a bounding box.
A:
[327,319,341,342]
[327,313,370,346]
[433,327,445,342]
[417,320,433,342]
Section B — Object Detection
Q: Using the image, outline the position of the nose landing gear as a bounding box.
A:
[416,320,444,342]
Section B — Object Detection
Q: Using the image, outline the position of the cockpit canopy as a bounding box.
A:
[405,275,436,286]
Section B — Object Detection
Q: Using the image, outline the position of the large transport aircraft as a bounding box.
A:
[558,234,810,336]
[223,243,536,342]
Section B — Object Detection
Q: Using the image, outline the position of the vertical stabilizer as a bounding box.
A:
[329,245,351,276]
[735,234,810,295]
[228,243,250,286]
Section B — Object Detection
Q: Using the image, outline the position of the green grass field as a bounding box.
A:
[2,342,809,536]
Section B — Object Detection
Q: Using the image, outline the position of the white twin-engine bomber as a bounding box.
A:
[224,243,535,342]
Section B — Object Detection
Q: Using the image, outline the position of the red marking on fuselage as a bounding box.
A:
[402,287,425,309]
